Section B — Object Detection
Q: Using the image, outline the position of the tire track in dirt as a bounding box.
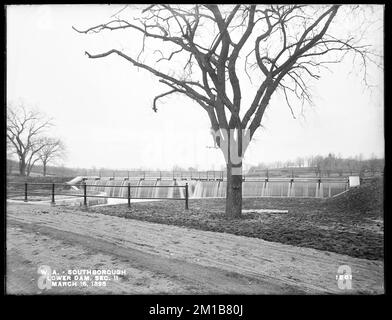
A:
[8,211,314,292]
[6,225,191,294]
[7,203,384,294]
[7,220,301,294]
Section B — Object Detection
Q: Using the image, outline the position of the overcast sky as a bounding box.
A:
[6,5,384,171]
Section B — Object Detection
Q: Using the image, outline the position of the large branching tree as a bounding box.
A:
[7,104,53,176]
[74,4,382,218]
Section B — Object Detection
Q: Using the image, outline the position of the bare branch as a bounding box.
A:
[152,89,179,112]
[74,4,382,168]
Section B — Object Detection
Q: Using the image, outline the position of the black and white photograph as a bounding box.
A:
[5,4,384,299]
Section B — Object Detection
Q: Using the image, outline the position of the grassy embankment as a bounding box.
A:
[88,177,384,260]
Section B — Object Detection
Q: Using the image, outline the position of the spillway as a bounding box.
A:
[79,177,350,200]
[136,180,157,198]
[243,181,264,197]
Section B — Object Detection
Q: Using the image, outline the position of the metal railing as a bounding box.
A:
[104,170,226,181]
[7,182,189,209]
[76,170,362,181]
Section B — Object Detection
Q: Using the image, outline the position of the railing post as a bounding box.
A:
[127,182,131,209]
[289,178,294,197]
[24,182,28,202]
[317,178,322,198]
[51,183,55,206]
[83,181,87,207]
[263,178,268,197]
[185,183,189,210]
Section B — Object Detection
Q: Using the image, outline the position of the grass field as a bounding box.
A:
[87,177,383,261]
[7,175,76,201]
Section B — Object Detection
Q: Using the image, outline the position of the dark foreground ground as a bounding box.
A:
[89,177,383,260]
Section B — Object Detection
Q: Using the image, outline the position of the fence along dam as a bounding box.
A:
[68,176,351,200]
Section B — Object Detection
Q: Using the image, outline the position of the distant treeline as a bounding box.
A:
[7,152,384,178]
[6,159,206,177]
[7,159,92,177]
[250,153,384,177]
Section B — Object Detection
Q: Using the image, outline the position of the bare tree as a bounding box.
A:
[74,4,381,217]
[7,104,53,176]
[367,153,378,176]
[37,138,66,176]
[295,157,305,168]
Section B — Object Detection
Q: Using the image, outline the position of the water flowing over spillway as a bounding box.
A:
[80,177,349,200]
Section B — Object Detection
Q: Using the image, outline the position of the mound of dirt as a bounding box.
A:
[325,176,383,217]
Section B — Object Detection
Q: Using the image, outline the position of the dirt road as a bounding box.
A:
[6,202,383,294]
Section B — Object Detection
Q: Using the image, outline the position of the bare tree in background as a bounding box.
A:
[7,104,53,176]
[74,4,382,217]
[295,157,305,168]
[37,138,66,176]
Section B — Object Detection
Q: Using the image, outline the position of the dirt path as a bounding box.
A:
[6,202,383,294]
[7,225,192,294]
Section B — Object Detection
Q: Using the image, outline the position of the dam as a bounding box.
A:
[68,176,351,199]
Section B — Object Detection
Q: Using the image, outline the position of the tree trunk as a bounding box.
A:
[19,158,26,176]
[225,163,242,218]
[43,162,47,177]
[7,161,12,175]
